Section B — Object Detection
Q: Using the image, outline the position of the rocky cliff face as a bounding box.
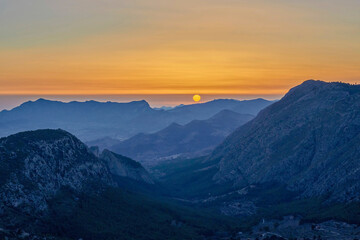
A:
[0,129,114,217]
[210,80,360,202]
[99,149,154,184]
[0,130,231,240]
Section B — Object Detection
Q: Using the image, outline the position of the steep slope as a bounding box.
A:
[0,129,243,239]
[0,98,272,141]
[110,110,254,165]
[0,129,114,218]
[100,149,154,184]
[210,80,360,202]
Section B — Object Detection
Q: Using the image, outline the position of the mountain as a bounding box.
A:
[100,149,154,184]
[168,98,271,117]
[1,82,360,239]
[209,80,360,202]
[110,110,254,165]
[162,98,271,127]
[0,129,242,239]
[0,98,272,141]
[0,99,154,141]
[0,129,114,221]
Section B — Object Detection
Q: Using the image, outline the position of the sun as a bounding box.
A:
[193,94,201,102]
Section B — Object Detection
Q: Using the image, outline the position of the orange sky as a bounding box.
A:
[0,0,359,95]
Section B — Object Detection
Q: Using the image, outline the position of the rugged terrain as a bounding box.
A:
[1,81,360,239]
[110,110,253,165]
[0,129,242,240]
[150,81,360,239]
[209,80,360,202]
[0,129,114,216]
[100,149,154,184]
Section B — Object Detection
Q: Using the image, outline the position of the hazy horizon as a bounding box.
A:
[0,93,281,111]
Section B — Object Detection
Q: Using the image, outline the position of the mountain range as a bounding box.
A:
[150,80,360,238]
[0,98,272,141]
[1,80,360,239]
[109,110,254,165]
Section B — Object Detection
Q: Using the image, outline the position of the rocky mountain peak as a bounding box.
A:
[0,129,114,215]
[210,80,360,202]
[279,80,359,107]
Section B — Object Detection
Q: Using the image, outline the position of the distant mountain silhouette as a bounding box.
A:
[109,110,254,165]
[209,80,360,202]
[0,98,272,141]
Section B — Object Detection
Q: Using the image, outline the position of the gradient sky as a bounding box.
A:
[0,0,359,96]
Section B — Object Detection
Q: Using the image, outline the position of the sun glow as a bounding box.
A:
[0,1,359,96]
[193,95,201,102]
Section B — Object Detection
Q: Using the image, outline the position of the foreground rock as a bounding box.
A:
[0,129,114,216]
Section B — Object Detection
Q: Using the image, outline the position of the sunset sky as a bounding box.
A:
[0,0,359,99]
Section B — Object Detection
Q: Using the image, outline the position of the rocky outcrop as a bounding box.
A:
[210,80,360,202]
[100,149,154,184]
[0,129,114,216]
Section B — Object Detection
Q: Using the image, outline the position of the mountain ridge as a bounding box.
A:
[109,110,254,165]
[0,98,273,141]
[209,80,360,202]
